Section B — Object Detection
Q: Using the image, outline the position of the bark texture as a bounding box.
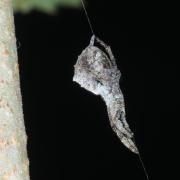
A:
[0,0,29,179]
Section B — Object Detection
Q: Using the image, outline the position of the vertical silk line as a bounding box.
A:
[133,138,150,180]
[79,1,150,180]
[138,153,150,180]
[80,0,95,35]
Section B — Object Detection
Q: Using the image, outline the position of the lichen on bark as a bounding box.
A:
[0,0,29,179]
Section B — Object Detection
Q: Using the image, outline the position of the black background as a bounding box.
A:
[14,1,177,180]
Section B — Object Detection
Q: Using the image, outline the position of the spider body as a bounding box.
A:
[73,35,138,154]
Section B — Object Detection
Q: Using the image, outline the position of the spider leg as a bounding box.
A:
[95,37,116,66]
[89,35,95,46]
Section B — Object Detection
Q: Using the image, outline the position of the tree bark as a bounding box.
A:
[0,0,29,179]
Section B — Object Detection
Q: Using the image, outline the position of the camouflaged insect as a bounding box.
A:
[73,35,138,154]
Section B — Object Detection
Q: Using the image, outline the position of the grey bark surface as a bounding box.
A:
[0,0,29,179]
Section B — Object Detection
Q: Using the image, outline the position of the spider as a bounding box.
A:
[73,35,138,154]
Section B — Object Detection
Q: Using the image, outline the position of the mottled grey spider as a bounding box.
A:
[73,35,138,154]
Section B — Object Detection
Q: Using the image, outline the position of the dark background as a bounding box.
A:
[14,1,177,180]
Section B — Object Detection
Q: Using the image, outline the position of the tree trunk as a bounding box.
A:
[0,0,29,179]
